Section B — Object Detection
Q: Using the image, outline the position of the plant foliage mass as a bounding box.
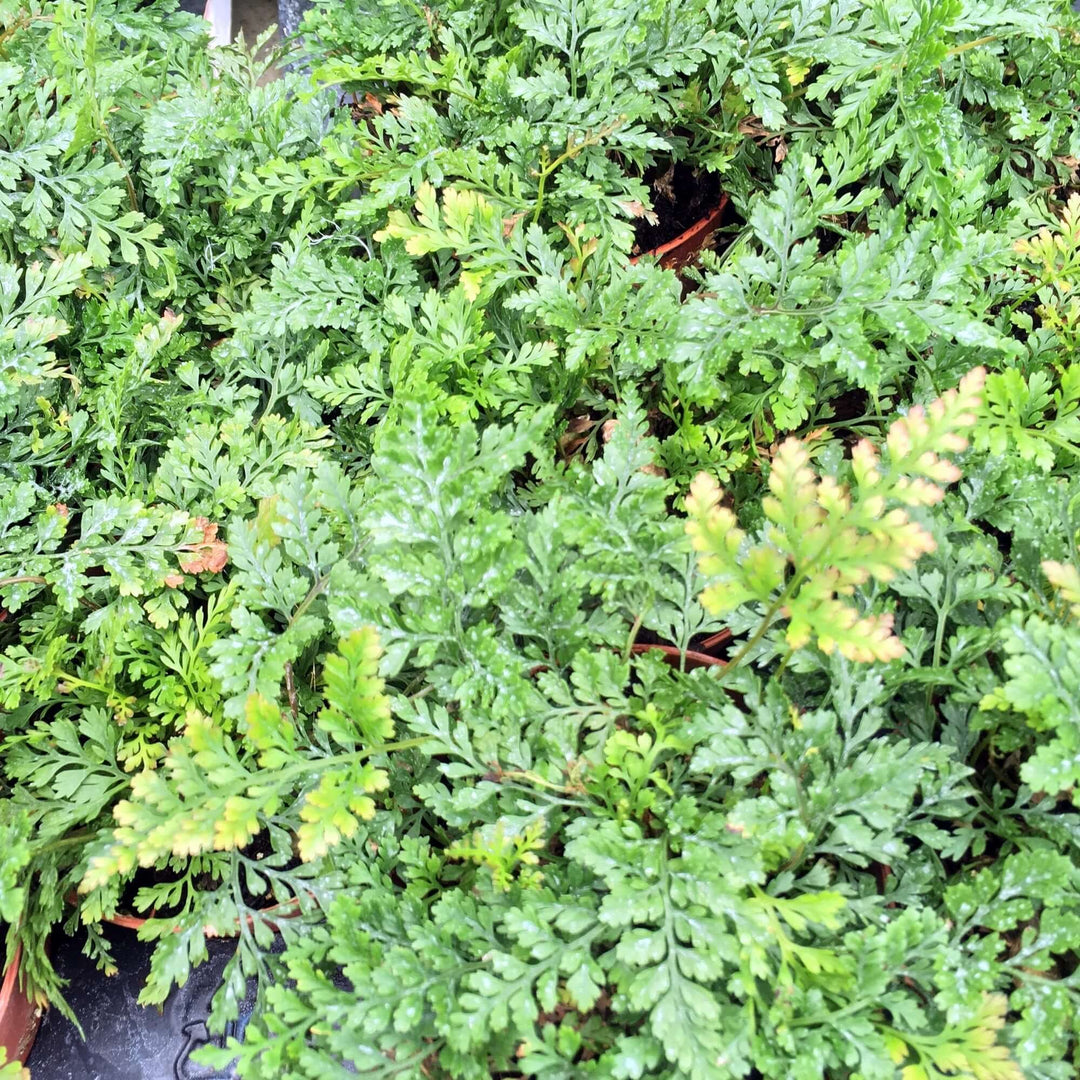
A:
[3,0,1080,1078]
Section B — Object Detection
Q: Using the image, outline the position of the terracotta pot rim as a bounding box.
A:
[630,642,726,669]
[103,893,304,936]
[527,633,731,679]
[66,891,305,937]
[0,944,45,1066]
[632,194,730,270]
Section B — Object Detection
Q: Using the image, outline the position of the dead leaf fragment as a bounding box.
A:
[350,92,384,120]
[558,415,597,458]
[653,163,676,202]
[178,516,228,574]
[617,199,659,226]
[502,210,527,238]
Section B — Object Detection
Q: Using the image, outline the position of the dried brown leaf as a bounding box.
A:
[178,517,228,575]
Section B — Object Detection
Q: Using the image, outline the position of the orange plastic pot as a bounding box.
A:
[632,195,730,271]
[0,945,44,1066]
[101,894,303,937]
[630,642,725,670]
[631,628,731,670]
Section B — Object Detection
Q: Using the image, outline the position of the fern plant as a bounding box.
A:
[686,368,986,666]
[3,0,1080,1077]
[978,559,1080,801]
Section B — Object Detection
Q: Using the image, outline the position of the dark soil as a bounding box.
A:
[976,517,1013,560]
[826,387,869,426]
[115,831,289,921]
[633,159,726,254]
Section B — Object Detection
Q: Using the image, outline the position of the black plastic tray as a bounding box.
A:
[27,925,256,1080]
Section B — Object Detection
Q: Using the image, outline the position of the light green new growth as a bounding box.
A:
[686,368,986,664]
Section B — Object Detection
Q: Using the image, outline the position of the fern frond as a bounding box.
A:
[687,369,986,663]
